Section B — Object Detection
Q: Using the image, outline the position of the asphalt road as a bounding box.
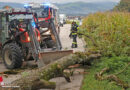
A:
[60,24,85,52]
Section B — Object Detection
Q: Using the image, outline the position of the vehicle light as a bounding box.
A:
[0,76,4,86]
[31,22,36,28]
[42,3,50,8]
[37,35,41,41]
[27,37,31,42]
[24,4,29,8]
[38,53,41,59]
[44,3,50,6]
[41,3,50,6]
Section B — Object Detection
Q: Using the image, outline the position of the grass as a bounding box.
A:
[79,12,130,57]
[79,12,130,90]
[82,68,121,90]
[81,56,130,90]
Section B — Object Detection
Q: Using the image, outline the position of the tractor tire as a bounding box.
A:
[2,43,23,69]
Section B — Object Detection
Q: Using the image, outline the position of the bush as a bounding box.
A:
[80,12,130,56]
[113,0,130,12]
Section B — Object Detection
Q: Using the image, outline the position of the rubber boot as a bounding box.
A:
[74,44,78,48]
[71,44,75,48]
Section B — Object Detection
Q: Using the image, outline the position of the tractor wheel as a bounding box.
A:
[2,43,23,69]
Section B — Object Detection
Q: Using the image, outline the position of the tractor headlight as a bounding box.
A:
[37,35,41,41]
[27,37,31,42]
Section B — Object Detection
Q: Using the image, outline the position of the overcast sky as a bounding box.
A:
[0,0,120,3]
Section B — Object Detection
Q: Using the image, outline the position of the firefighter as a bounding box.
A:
[70,21,79,48]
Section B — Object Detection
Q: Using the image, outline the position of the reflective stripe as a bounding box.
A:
[72,42,77,44]
[72,33,77,35]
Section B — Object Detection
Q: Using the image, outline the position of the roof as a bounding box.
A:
[0,8,32,14]
[49,4,59,10]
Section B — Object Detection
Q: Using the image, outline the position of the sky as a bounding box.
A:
[0,0,120,3]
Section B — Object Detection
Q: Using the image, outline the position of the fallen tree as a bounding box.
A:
[5,53,101,90]
[95,63,130,89]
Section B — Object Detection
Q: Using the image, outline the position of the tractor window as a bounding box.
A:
[18,20,28,29]
[9,14,33,20]
[8,14,33,30]
[0,15,7,44]
[32,8,49,18]
[41,8,49,18]
[9,19,28,31]
[53,9,56,17]
[0,14,2,30]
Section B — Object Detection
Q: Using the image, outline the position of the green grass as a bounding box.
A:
[80,12,130,90]
[82,69,121,90]
[81,56,130,90]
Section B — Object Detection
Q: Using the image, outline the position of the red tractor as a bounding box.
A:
[0,9,41,69]
[0,8,72,69]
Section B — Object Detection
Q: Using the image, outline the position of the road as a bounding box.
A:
[60,24,85,52]
[51,24,85,90]
[0,24,85,89]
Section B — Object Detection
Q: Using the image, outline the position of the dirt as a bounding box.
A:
[0,24,85,90]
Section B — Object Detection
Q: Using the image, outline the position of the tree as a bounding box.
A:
[2,5,13,10]
[113,0,130,12]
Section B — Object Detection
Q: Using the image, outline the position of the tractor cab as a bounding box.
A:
[0,8,73,69]
[8,12,40,43]
[0,9,40,44]
[0,9,41,69]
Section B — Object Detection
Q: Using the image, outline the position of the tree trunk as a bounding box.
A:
[8,53,101,90]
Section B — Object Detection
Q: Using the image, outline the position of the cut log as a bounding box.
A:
[9,53,101,90]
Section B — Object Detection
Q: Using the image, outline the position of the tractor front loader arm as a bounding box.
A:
[27,20,41,61]
[50,19,62,50]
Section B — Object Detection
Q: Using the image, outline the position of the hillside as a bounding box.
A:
[0,2,118,16]
[114,0,130,12]
[56,2,118,16]
[0,2,23,9]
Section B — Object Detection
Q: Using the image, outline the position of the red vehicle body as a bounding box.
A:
[24,3,62,49]
[0,9,42,69]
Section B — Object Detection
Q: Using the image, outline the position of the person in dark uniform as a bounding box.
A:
[69,21,79,48]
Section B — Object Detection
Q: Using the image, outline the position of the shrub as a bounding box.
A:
[80,12,130,56]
